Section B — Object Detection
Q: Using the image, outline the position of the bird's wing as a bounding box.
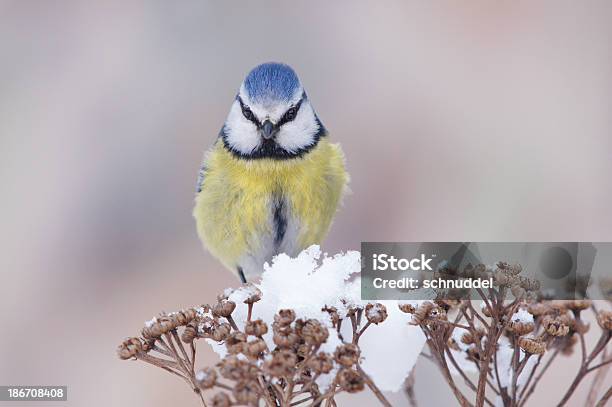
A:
[195,153,207,194]
[196,129,226,194]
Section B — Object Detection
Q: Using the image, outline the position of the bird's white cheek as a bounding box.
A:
[224,107,261,154]
[226,123,260,154]
[275,109,318,152]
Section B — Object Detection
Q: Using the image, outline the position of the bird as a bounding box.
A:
[193,62,348,283]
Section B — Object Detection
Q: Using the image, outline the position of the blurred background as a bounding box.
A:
[1,1,611,405]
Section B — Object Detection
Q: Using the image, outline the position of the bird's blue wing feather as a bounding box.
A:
[195,159,206,194]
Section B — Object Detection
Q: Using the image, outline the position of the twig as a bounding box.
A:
[444,347,494,406]
[587,358,612,373]
[354,321,372,343]
[558,332,611,406]
[190,343,196,373]
[494,343,510,405]
[595,386,612,407]
[519,348,559,407]
[423,326,472,407]
[586,350,610,407]
[404,367,418,407]
[518,354,542,401]
[197,390,207,407]
[356,364,393,407]
[172,330,193,374]
[247,303,253,322]
[226,315,239,331]
[290,395,313,406]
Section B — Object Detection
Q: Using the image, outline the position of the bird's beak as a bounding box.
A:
[261,120,276,140]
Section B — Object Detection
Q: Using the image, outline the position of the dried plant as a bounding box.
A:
[118,287,393,406]
[118,257,611,406]
[401,262,612,407]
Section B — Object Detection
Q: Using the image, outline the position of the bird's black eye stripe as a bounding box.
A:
[237,96,260,126]
[277,95,305,127]
[285,107,297,120]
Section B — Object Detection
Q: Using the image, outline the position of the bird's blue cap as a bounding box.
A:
[243,63,301,104]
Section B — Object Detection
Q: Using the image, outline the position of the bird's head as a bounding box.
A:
[221,63,325,159]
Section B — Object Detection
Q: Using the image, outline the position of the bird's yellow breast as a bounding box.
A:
[193,138,348,271]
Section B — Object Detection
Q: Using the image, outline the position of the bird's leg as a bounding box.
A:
[237,267,247,284]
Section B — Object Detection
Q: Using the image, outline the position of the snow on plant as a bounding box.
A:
[117,247,425,406]
[118,250,612,407]
[222,246,426,393]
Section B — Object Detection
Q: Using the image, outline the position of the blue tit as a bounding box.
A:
[193,63,348,282]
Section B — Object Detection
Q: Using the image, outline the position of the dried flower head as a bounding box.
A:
[565,299,592,312]
[428,304,447,322]
[181,322,198,343]
[550,301,568,313]
[596,310,612,331]
[212,299,236,318]
[244,338,267,359]
[241,283,262,304]
[507,320,535,336]
[518,337,546,355]
[337,369,365,393]
[195,367,217,389]
[365,303,388,324]
[474,263,488,276]
[561,334,579,356]
[264,349,297,377]
[159,315,177,333]
[210,392,232,407]
[509,263,523,275]
[461,328,485,346]
[494,270,511,287]
[233,380,259,406]
[527,302,551,317]
[307,352,334,374]
[198,316,217,335]
[345,304,363,317]
[573,319,590,334]
[225,332,247,354]
[274,309,296,326]
[218,355,258,381]
[334,343,360,367]
[142,315,175,340]
[411,301,435,325]
[211,322,232,342]
[244,319,268,337]
[520,277,541,292]
[117,337,143,360]
[296,343,310,359]
[506,309,535,336]
[496,261,510,271]
[173,308,197,326]
[272,326,299,348]
[398,302,416,314]
[542,315,570,337]
[322,305,340,326]
[293,318,306,336]
[511,284,526,299]
[301,319,330,346]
